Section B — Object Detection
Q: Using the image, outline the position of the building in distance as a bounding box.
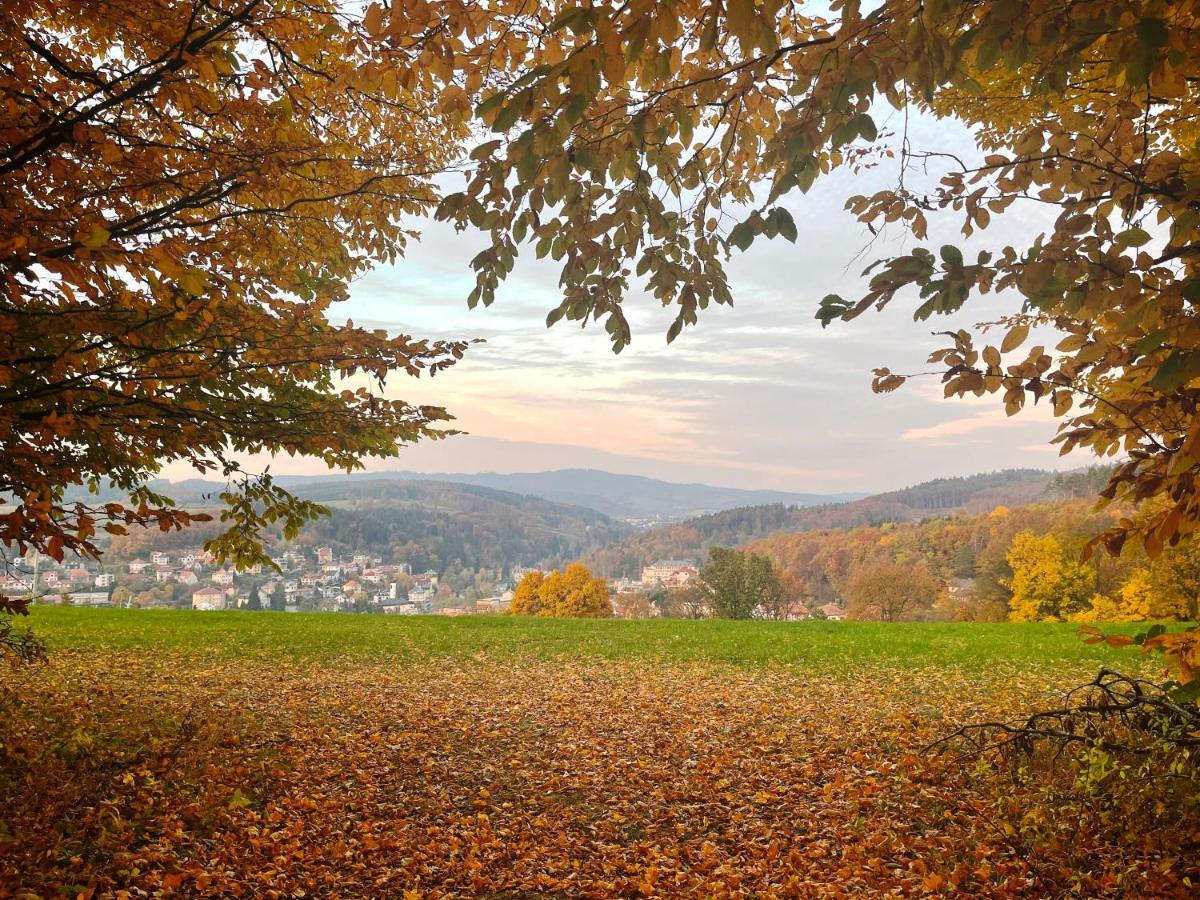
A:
[640,560,699,589]
[191,586,226,611]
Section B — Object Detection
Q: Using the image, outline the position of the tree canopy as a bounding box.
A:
[699,546,791,619]
[1005,532,1093,623]
[1,0,469,572]
[844,559,937,622]
[9,1,1199,561]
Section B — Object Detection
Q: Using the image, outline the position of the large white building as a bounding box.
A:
[408,586,435,613]
[382,600,418,615]
[191,586,225,611]
[640,560,699,588]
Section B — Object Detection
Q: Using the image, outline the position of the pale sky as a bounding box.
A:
[174,111,1090,495]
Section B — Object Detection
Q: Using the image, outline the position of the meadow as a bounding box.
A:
[28,605,1150,669]
[2,608,1196,896]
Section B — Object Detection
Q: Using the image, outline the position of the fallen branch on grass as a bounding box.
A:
[929,668,1200,762]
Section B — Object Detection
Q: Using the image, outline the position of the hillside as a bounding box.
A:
[743,498,1123,616]
[870,468,1054,512]
[354,469,864,520]
[297,481,629,573]
[105,481,629,575]
[59,468,862,522]
[585,469,1058,578]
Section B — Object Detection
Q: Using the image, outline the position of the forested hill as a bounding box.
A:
[301,481,631,573]
[361,469,863,520]
[259,468,861,521]
[585,469,1059,579]
[57,468,862,521]
[869,469,1054,512]
[105,481,630,575]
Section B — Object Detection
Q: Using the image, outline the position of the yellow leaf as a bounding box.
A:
[80,224,111,249]
[180,269,206,296]
[727,0,755,41]
[1000,323,1029,353]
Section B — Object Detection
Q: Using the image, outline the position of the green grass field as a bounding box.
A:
[27,604,1152,672]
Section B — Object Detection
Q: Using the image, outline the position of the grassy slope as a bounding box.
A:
[27,605,1153,673]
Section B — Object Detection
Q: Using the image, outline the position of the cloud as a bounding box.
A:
[901,406,1057,446]
[1020,442,1067,455]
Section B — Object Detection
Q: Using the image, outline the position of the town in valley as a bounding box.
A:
[3,543,769,619]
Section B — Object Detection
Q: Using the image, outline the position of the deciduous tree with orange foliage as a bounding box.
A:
[509,570,545,617]
[0,0,469,580]
[844,559,937,622]
[436,0,1200,554]
[510,563,611,618]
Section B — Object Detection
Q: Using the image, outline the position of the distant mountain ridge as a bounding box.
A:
[65,466,1072,582]
[584,469,1058,578]
[65,468,865,522]
[320,469,865,520]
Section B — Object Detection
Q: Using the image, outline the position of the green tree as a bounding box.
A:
[169,581,191,608]
[269,583,286,612]
[699,547,789,620]
[952,545,977,579]
[246,584,262,612]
